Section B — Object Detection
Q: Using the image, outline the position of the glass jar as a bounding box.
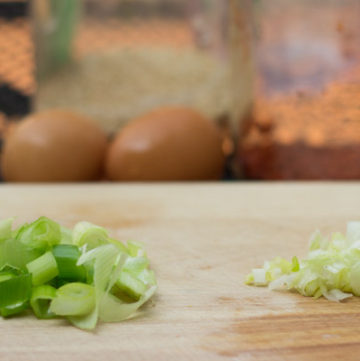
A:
[0,1,33,122]
[33,0,252,151]
[240,0,360,180]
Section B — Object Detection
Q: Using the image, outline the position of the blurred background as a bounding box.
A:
[0,0,359,182]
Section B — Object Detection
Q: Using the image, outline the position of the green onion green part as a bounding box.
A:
[26,251,59,286]
[30,285,57,319]
[0,216,157,330]
[0,273,32,308]
[1,301,29,317]
[0,271,15,283]
[52,245,86,282]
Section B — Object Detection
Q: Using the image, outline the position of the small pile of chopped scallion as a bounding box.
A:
[246,222,360,302]
[0,217,157,330]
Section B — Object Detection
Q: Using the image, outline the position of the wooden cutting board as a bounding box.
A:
[1,183,360,361]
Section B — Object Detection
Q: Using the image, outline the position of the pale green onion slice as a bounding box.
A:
[30,285,57,319]
[50,283,95,316]
[0,239,41,272]
[0,218,14,242]
[26,251,59,286]
[115,254,155,299]
[115,271,148,301]
[99,247,157,322]
[123,256,149,275]
[69,245,121,330]
[16,217,61,250]
[126,241,145,257]
[72,222,108,249]
[60,226,73,245]
[138,269,157,286]
[108,239,128,253]
[99,285,157,323]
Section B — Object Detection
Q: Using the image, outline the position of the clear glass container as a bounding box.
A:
[33,0,252,148]
[0,0,33,123]
[240,0,360,180]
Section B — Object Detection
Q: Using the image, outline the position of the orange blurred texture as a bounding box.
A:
[0,0,33,141]
[239,1,360,180]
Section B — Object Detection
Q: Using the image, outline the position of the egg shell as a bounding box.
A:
[105,107,225,181]
[1,109,108,182]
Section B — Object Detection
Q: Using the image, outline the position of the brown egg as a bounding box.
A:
[1,109,107,182]
[105,107,225,181]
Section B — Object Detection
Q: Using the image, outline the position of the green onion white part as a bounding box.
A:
[246,222,360,302]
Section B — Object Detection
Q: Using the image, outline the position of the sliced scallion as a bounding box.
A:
[1,301,29,317]
[246,221,360,302]
[100,285,157,323]
[0,239,41,272]
[52,245,86,282]
[72,222,108,249]
[50,283,95,316]
[126,241,144,257]
[30,285,57,319]
[0,274,32,308]
[68,245,121,330]
[0,216,157,330]
[26,251,59,286]
[115,271,147,301]
[0,218,14,242]
[16,217,61,250]
[0,272,15,283]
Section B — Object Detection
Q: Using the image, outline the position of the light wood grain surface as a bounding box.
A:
[0,183,360,361]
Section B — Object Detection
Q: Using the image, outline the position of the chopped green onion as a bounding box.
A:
[246,221,360,302]
[0,239,41,272]
[53,278,69,288]
[0,272,15,283]
[72,221,108,249]
[60,226,73,245]
[0,218,14,242]
[30,285,57,319]
[0,216,157,330]
[69,245,121,330]
[109,238,128,253]
[0,274,32,308]
[1,301,29,317]
[100,285,157,323]
[115,271,148,301]
[139,269,157,286]
[126,241,145,257]
[123,256,149,275]
[50,283,95,316]
[291,256,300,272]
[52,245,86,282]
[16,217,61,250]
[26,251,59,286]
